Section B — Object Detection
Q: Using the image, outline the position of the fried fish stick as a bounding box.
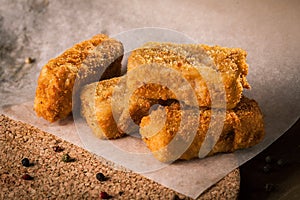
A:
[80,77,160,139]
[80,77,124,139]
[34,34,123,122]
[139,96,265,162]
[127,42,250,109]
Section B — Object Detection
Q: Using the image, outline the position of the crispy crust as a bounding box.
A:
[80,76,180,139]
[127,42,250,109]
[80,77,125,139]
[139,96,265,162]
[80,77,159,139]
[79,41,264,161]
[34,34,123,122]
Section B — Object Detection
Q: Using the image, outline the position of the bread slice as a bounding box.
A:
[139,96,265,162]
[34,34,123,122]
[127,42,250,109]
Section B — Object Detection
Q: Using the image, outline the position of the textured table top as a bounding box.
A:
[0,114,240,199]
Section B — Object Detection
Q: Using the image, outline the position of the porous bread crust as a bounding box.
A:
[34,34,123,122]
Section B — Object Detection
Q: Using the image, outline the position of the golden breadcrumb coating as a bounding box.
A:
[127,42,250,109]
[79,41,264,162]
[140,96,265,162]
[80,77,125,139]
[34,34,123,122]
[80,77,161,139]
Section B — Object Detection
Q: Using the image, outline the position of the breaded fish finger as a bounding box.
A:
[80,77,160,139]
[139,96,265,162]
[34,34,123,122]
[127,42,250,109]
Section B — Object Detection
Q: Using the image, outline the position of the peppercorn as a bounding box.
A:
[265,156,272,163]
[96,172,106,181]
[277,159,285,166]
[61,153,74,162]
[53,145,64,152]
[172,194,181,200]
[25,57,35,64]
[100,191,110,199]
[263,164,271,173]
[265,183,274,192]
[22,174,33,180]
[21,158,30,167]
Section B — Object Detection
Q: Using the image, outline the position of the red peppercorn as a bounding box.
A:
[100,191,110,199]
[22,174,33,180]
[21,158,30,167]
[53,146,64,152]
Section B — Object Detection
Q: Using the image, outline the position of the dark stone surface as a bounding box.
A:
[240,119,300,200]
[0,0,46,105]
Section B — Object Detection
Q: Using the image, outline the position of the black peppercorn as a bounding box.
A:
[96,172,107,181]
[265,183,274,192]
[21,158,30,167]
[263,164,271,173]
[265,156,272,163]
[172,194,182,200]
[277,159,285,166]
